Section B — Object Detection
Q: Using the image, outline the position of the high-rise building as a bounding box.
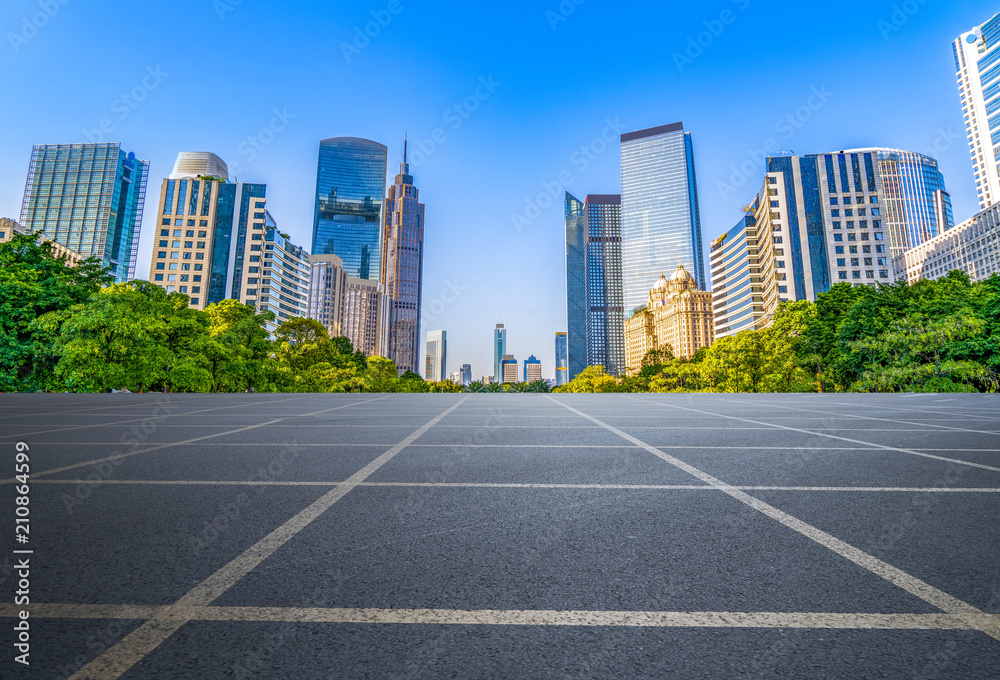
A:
[501,355,518,384]
[252,226,310,333]
[620,122,705,312]
[494,323,507,381]
[843,148,953,257]
[710,202,780,340]
[954,13,1000,210]
[425,330,447,382]
[381,140,425,374]
[307,253,386,356]
[459,364,473,386]
[624,265,714,373]
[583,194,625,376]
[894,201,1000,283]
[19,143,148,282]
[564,192,588,380]
[523,355,542,383]
[554,332,569,386]
[312,137,387,280]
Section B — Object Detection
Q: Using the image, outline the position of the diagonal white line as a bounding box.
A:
[547,396,1000,643]
[67,396,469,680]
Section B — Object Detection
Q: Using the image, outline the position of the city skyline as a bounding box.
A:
[0,1,994,379]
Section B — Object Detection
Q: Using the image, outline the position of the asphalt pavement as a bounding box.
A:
[0,392,998,679]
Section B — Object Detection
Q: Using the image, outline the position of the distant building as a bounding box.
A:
[624,265,714,373]
[501,355,518,384]
[425,330,447,382]
[554,332,569,386]
[565,193,587,380]
[494,324,507,381]
[311,137,387,280]
[894,202,1000,283]
[0,218,83,265]
[459,364,472,386]
[954,13,1000,210]
[621,123,706,310]
[341,277,385,357]
[523,355,542,383]
[251,226,311,333]
[20,143,148,282]
[308,254,347,336]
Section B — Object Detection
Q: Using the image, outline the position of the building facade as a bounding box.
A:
[0,217,84,264]
[312,137,387,280]
[501,355,518,384]
[251,228,310,333]
[494,323,507,382]
[523,355,542,383]
[20,143,148,282]
[894,201,1000,283]
[459,364,472,386]
[954,13,1000,210]
[308,254,347,336]
[554,332,569,386]
[341,277,384,357]
[620,122,705,312]
[624,265,714,373]
[564,192,587,380]
[583,194,625,376]
[381,141,425,374]
[425,330,447,382]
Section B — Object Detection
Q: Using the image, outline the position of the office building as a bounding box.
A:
[620,122,705,312]
[501,355,518,384]
[449,371,462,384]
[584,194,625,376]
[425,330,447,382]
[954,13,1000,210]
[494,324,507,381]
[710,200,780,340]
[555,332,569,386]
[312,137,387,280]
[19,143,148,282]
[523,355,542,383]
[894,201,1000,283]
[624,265,714,372]
[381,140,425,374]
[308,254,347,336]
[564,192,588,380]
[251,226,310,333]
[459,364,472,386]
[341,277,384,357]
[0,217,83,264]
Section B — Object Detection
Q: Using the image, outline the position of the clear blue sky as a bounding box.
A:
[1,0,995,379]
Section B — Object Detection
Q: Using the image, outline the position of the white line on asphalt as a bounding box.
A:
[548,396,1000,643]
[67,397,469,680]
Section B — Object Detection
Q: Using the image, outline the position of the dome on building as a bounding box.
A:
[169,152,229,181]
[671,264,694,283]
[652,274,669,292]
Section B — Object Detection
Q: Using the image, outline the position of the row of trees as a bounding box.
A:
[556,272,1000,394]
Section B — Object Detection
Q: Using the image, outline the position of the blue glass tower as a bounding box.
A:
[564,192,587,380]
[620,123,704,313]
[493,324,507,382]
[312,138,387,280]
[20,143,148,282]
[584,195,624,376]
[555,332,568,386]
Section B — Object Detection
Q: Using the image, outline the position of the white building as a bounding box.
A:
[425,330,447,382]
[954,13,1000,210]
[894,202,1000,283]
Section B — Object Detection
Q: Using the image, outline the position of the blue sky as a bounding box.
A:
[1,0,995,379]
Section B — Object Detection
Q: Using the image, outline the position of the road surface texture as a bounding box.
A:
[0,392,998,679]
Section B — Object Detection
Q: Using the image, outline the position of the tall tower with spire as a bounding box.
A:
[380,137,426,374]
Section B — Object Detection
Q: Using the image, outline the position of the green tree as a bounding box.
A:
[204,299,275,392]
[364,356,400,392]
[555,366,619,393]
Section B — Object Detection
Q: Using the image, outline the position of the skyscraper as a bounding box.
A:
[501,355,518,384]
[620,122,705,312]
[523,355,542,383]
[564,192,587,381]
[954,13,1000,210]
[554,332,569,386]
[493,323,507,381]
[20,143,148,282]
[459,364,472,386]
[307,253,386,357]
[381,140,425,374]
[312,137,387,280]
[583,194,625,376]
[425,330,447,382]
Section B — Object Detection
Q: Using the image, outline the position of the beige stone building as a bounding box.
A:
[1,217,84,266]
[624,265,715,373]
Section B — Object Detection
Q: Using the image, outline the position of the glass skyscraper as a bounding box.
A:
[20,143,148,282]
[312,137,387,280]
[381,141,425,374]
[844,148,953,257]
[494,324,506,382]
[583,195,625,376]
[425,330,446,382]
[554,332,568,386]
[954,13,1000,210]
[620,122,704,313]
[564,192,587,380]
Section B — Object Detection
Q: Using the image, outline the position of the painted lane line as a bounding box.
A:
[548,396,1000,643]
[68,397,468,680]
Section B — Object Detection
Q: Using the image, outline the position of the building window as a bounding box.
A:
[852,271,861,279]
[832,209,840,217]
[847,234,857,241]
[839,272,848,280]
[158,252,166,258]
[835,246,844,254]
[874,232,884,241]
[830,197,839,205]
[837,258,846,267]
[154,274,164,281]
[156,263,165,270]
[191,298,199,305]
[866,271,875,279]
[833,234,843,242]
[833,221,841,229]
[161,219,170,226]
[851,258,859,267]
[879,270,889,278]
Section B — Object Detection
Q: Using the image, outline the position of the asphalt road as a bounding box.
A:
[0,392,998,679]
